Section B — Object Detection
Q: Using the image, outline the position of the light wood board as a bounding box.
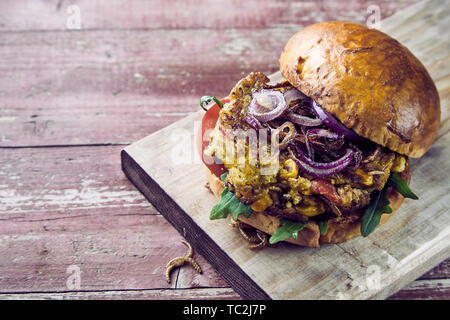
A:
[122,0,450,299]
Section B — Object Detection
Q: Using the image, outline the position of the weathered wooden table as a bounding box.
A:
[0,0,448,299]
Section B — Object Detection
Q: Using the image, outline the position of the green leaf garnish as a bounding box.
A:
[388,172,419,200]
[360,172,418,237]
[318,221,329,236]
[269,218,308,244]
[220,172,228,183]
[360,187,393,237]
[200,96,224,111]
[210,172,252,221]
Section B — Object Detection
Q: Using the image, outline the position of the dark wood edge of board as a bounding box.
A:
[121,149,271,300]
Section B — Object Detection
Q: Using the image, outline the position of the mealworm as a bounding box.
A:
[181,239,193,258]
[165,240,201,283]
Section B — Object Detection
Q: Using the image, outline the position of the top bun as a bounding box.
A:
[279,21,440,158]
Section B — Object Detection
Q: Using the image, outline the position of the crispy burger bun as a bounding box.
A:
[280,21,440,158]
[205,166,407,248]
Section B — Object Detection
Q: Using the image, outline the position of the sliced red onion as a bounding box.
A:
[243,115,262,129]
[248,99,267,114]
[286,112,323,127]
[251,91,274,112]
[290,146,354,178]
[248,89,287,122]
[297,145,354,169]
[311,100,364,141]
[307,128,342,140]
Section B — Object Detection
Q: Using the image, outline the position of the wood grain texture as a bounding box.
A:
[388,279,450,300]
[0,28,290,146]
[0,0,448,300]
[122,0,450,299]
[0,0,419,31]
[0,288,241,300]
[0,146,228,292]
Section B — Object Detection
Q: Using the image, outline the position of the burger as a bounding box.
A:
[198,21,440,248]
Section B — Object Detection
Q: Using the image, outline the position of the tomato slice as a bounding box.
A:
[310,179,341,205]
[196,99,229,178]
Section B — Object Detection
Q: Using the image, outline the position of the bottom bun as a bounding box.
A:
[205,166,406,248]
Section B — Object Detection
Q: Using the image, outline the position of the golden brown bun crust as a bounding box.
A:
[205,166,406,248]
[279,21,440,158]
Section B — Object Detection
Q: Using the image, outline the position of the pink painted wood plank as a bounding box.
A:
[1,279,448,300]
[0,0,420,31]
[418,260,450,280]
[0,212,174,291]
[0,212,228,292]
[388,280,450,300]
[0,288,241,300]
[0,28,288,146]
[0,146,147,214]
[0,145,228,292]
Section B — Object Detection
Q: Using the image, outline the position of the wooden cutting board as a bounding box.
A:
[122,0,450,299]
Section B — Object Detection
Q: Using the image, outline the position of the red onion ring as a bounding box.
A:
[249,90,274,113]
[243,115,262,129]
[286,112,323,126]
[284,89,323,126]
[311,100,364,141]
[248,89,287,122]
[307,128,342,140]
[290,145,354,178]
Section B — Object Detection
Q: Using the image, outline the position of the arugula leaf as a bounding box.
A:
[210,172,252,221]
[200,96,224,111]
[360,187,393,237]
[209,187,252,220]
[318,221,329,236]
[220,172,228,183]
[269,218,308,244]
[210,187,238,220]
[388,172,419,200]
